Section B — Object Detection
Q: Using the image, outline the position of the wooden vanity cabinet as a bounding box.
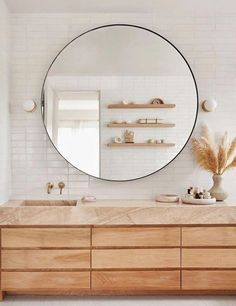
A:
[92,226,181,291]
[1,225,236,299]
[182,226,236,291]
[0,228,91,294]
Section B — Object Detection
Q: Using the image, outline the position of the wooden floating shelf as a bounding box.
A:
[107,143,175,148]
[108,103,176,109]
[107,123,175,128]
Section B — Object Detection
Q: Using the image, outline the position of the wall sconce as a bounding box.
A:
[201,99,217,112]
[23,100,37,112]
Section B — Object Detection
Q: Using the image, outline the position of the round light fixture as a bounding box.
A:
[23,100,37,112]
[202,99,217,112]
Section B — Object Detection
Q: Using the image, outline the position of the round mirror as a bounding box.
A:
[41,24,198,181]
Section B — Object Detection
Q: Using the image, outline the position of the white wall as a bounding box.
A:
[9,13,236,200]
[0,0,10,204]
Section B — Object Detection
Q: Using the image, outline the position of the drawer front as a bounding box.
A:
[2,272,90,290]
[2,228,90,248]
[92,227,180,247]
[2,250,90,269]
[182,249,236,268]
[92,271,180,290]
[182,270,236,290]
[182,227,236,247]
[92,249,180,269]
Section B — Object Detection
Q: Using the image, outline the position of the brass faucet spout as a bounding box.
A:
[47,182,54,194]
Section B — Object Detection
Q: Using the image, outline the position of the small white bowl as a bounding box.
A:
[156,194,179,203]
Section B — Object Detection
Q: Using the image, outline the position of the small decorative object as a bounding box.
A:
[81,196,96,203]
[203,190,211,199]
[156,194,179,203]
[146,119,158,124]
[112,120,123,124]
[192,124,236,201]
[138,119,147,124]
[114,137,122,144]
[23,100,37,112]
[160,139,165,144]
[121,100,128,105]
[124,130,134,143]
[150,98,164,104]
[202,99,217,112]
[156,139,161,144]
[182,197,216,205]
[147,139,155,144]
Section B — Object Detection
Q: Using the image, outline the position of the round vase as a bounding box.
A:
[209,174,228,201]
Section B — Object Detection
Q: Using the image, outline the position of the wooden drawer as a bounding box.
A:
[2,250,90,269]
[182,249,236,268]
[182,227,236,247]
[92,249,180,269]
[1,272,90,290]
[2,228,90,248]
[92,227,180,247]
[92,271,180,290]
[182,270,236,290]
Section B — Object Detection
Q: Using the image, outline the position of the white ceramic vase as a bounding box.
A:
[209,174,228,201]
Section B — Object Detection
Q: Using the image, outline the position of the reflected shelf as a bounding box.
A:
[107,123,175,128]
[107,103,176,109]
[107,143,175,148]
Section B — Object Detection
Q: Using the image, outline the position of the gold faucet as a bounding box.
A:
[47,182,54,194]
[58,181,65,195]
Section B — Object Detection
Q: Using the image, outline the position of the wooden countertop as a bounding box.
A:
[0,200,236,226]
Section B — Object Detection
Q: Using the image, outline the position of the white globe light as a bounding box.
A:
[23,100,37,112]
[202,99,217,112]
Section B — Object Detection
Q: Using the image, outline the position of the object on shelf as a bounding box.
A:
[113,136,122,144]
[124,130,134,143]
[138,118,164,124]
[121,100,128,105]
[160,139,165,144]
[138,119,147,124]
[108,103,175,109]
[147,139,155,144]
[156,194,179,203]
[107,142,175,147]
[107,122,175,128]
[147,119,158,124]
[150,98,164,104]
[81,196,96,203]
[112,120,123,124]
[182,197,216,205]
[156,139,162,144]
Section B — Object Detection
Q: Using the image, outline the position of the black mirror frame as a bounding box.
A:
[41,23,199,182]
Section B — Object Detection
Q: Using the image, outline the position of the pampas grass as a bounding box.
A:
[192,124,236,175]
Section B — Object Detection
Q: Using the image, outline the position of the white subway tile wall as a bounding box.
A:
[9,13,236,200]
[0,0,11,204]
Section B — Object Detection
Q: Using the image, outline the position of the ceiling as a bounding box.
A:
[4,0,236,15]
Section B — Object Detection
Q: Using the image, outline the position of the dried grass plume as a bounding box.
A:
[192,124,236,174]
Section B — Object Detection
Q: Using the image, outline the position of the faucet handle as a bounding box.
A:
[58,181,65,195]
[47,182,54,194]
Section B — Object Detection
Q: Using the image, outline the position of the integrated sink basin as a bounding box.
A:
[6,200,178,208]
[21,200,77,206]
[77,200,158,207]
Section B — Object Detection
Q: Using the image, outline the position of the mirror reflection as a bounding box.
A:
[42,25,198,181]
